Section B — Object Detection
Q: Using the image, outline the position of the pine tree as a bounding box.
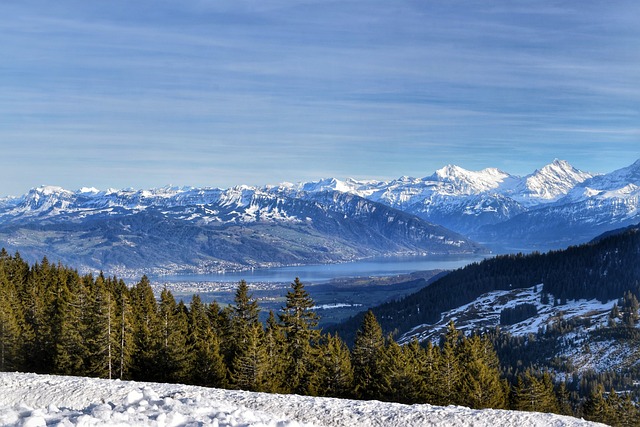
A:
[228,280,264,390]
[403,339,429,403]
[262,310,287,393]
[617,392,640,427]
[84,274,118,378]
[231,281,260,328]
[231,321,268,391]
[436,321,462,405]
[609,303,620,326]
[457,335,506,409]
[315,333,353,398]
[377,339,424,404]
[23,258,57,373]
[512,370,559,413]
[0,269,24,371]
[113,278,135,380]
[156,289,190,383]
[556,381,573,416]
[420,341,441,403]
[130,275,160,381]
[279,277,320,395]
[351,310,385,399]
[622,291,639,326]
[187,295,226,387]
[583,384,613,424]
[51,267,88,375]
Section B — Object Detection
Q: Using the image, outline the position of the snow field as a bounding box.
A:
[0,372,606,426]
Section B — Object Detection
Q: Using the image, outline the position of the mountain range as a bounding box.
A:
[0,185,481,277]
[278,158,640,251]
[0,158,638,276]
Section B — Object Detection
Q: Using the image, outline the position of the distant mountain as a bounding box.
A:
[477,160,640,249]
[0,186,483,277]
[2,159,639,275]
[282,159,640,251]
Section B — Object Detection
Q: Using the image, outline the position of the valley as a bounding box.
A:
[154,269,447,326]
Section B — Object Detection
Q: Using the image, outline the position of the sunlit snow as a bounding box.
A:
[0,373,605,426]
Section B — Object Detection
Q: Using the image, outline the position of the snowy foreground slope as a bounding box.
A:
[0,373,604,427]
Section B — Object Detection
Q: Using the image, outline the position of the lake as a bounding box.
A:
[158,254,486,284]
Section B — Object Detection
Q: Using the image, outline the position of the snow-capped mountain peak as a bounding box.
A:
[517,159,593,203]
[298,177,364,194]
[428,164,512,195]
[563,159,640,203]
[18,185,76,212]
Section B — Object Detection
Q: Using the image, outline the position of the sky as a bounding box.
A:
[1,0,639,196]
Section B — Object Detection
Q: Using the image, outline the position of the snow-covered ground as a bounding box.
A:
[399,285,615,345]
[0,372,604,426]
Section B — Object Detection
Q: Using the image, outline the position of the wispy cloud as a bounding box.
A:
[0,0,638,194]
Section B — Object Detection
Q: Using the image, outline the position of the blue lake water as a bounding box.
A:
[158,254,486,284]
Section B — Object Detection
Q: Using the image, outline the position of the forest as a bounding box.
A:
[331,227,640,345]
[0,248,638,426]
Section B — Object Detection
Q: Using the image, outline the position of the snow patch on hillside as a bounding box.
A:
[399,285,615,344]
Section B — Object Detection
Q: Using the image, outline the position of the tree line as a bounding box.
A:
[0,249,637,425]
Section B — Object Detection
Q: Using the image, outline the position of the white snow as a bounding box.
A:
[399,285,617,347]
[0,372,604,427]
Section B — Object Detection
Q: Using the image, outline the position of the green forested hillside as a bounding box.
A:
[330,227,640,345]
[1,248,639,425]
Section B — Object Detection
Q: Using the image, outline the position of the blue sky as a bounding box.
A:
[1,0,638,195]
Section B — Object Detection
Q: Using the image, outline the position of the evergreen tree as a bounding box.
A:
[84,274,118,378]
[315,333,353,398]
[113,278,135,380]
[0,269,24,371]
[187,295,226,387]
[156,289,190,383]
[609,303,620,324]
[228,280,264,390]
[130,275,160,380]
[512,370,559,413]
[279,277,320,395]
[583,384,613,424]
[231,321,268,391]
[457,335,506,409]
[262,310,287,393]
[377,339,424,404]
[420,341,441,404]
[435,322,462,405]
[555,381,573,416]
[403,339,429,403]
[617,393,640,427]
[351,310,385,399]
[51,268,88,375]
[230,280,260,330]
[622,291,639,326]
[22,258,57,372]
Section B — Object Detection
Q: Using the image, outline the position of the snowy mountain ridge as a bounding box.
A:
[275,159,640,249]
[0,185,482,276]
[279,158,592,206]
[0,159,600,223]
[1,159,639,273]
